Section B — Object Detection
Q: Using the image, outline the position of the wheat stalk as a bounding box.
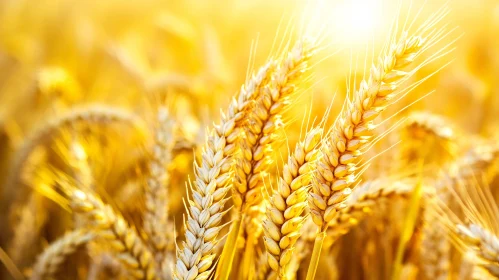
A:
[142,105,175,267]
[174,60,274,280]
[263,127,322,278]
[30,229,94,280]
[240,203,266,279]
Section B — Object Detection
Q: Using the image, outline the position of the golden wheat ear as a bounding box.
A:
[325,179,416,245]
[263,127,322,278]
[60,178,157,279]
[31,153,158,280]
[30,229,94,280]
[218,37,317,280]
[141,99,176,268]
[306,5,455,278]
[173,49,275,280]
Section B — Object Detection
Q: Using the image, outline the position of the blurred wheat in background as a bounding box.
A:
[0,0,498,279]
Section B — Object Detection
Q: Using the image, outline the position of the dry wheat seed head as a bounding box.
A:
[30,229,94,280]
[233,38,316,212]
[142,104,176,267]
[309,9,450,231]
[41,168,157,280]
[174,53,275,280]
[263,127,322,277]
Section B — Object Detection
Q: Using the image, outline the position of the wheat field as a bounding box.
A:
[0,0,498,279]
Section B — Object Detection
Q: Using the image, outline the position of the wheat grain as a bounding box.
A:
[30,229,94,280]
[263,127,322,278]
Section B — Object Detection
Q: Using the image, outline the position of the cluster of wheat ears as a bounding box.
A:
[0,1,499,280]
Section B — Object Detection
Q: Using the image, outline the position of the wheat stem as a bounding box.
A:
[392,177,423,280]
[305,231,325,280]
[217,214,244,280]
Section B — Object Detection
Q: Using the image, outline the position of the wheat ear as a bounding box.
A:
[71,189,156,279]
[307,31,431,279]
[217,38,316,280]
[143,105,175,265]
[263,127,322,278]
[47,171,157,280]
[30,229,94,280]
[233,38,316,210]
[310,31,426,231]
[174,60,274,280]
